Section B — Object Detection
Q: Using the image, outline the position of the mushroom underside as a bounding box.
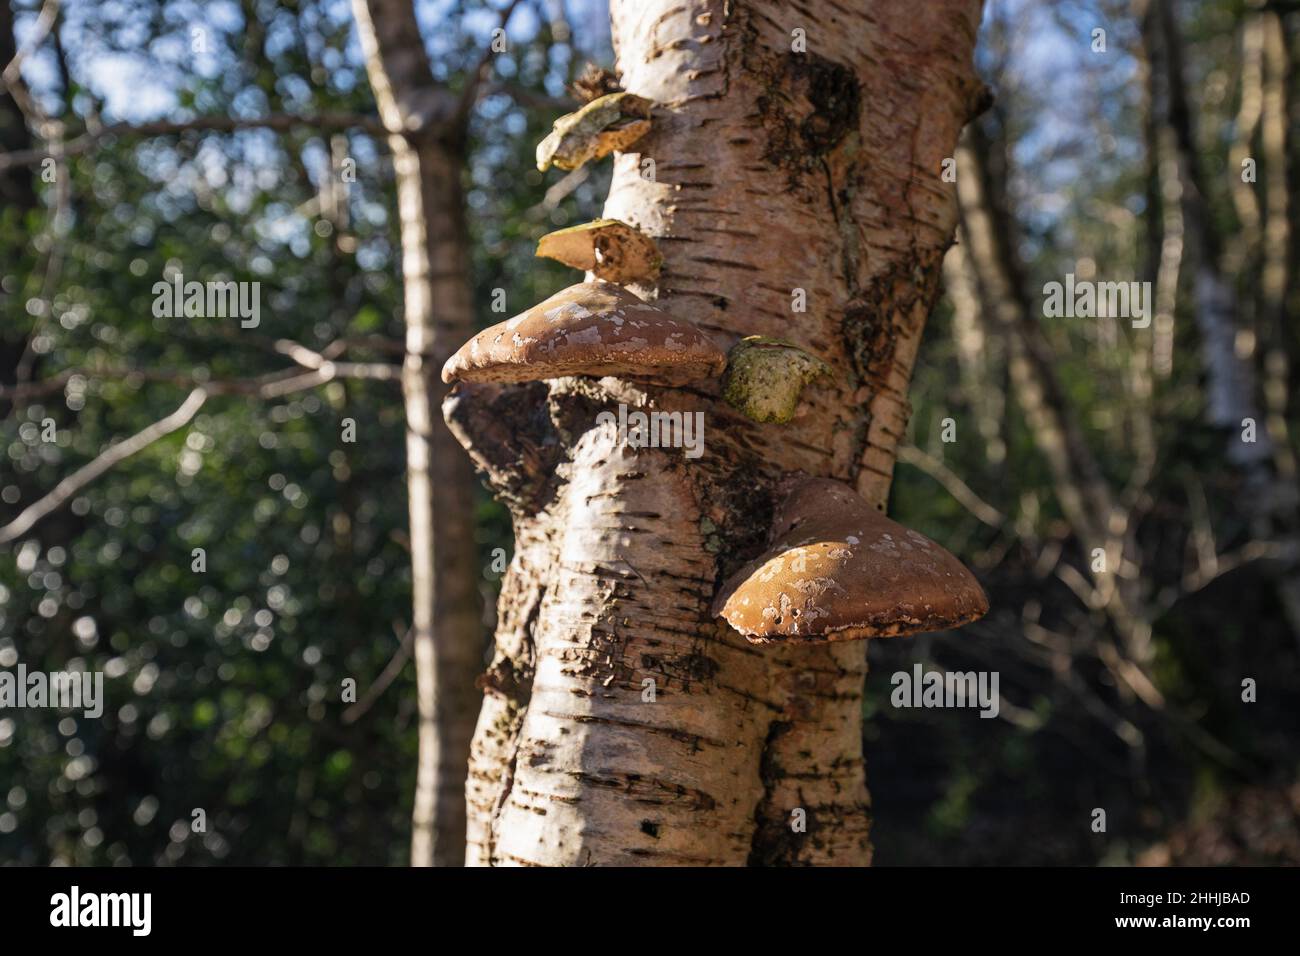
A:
[711,477,989,644]
[441,280,727,386]
[713,542,988,642]
[445,353,723,385]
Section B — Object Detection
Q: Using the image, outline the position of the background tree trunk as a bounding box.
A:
[453,0,984,866]
[352,0,483,867]
[0,0,36,214]
[1140,0,1272,466]
[0,0,38,387]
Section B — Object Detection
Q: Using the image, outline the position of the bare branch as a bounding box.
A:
[0,367,74,400]
[486,79,574,113]
[896,444,1006,528]
[0,356,401,402]
[0,388,207,544]
[452,0,527,125]
[342,623,415,724]
[529,164,589,218]
[1159,538,1300,611]
[1,0,59,120]
[320,334,405,358]
[269,338,398,384]
[1055,561,1102,610]
[245,355,393,395]
[0,112,385,172]
[0,348,402,542]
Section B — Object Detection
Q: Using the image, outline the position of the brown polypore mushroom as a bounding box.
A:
[441,280,726,386]
[712,477,988,643]
[536,219,662,285]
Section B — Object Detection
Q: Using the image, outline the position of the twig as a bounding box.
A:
[896,444,1005,528]
[452,0,527,125]
[0,388,207,544]
[531,164,589,217]
[0,112,385,172]
[1,0,59,110]
[0,354,402,541]
[342,623,415,724]
[0,357,401,401]
[6,0,69,386]
[487,80,573,113]
[1160,538,1299,611]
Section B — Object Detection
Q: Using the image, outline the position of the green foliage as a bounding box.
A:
[0,0,608,865]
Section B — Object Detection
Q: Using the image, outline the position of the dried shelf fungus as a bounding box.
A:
[440,280,726,386]
[535,91,653,172]
[536,219,663,285]
[712,477,989,644]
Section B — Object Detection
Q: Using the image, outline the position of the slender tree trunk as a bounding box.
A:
[1142,0,1272,465]
[1256,6,1300,641]
[1148,0,1300,642]
[954,129,1116,557]
[352,0,483,867]
[1258,8,1295,485]
[452,0,984,866]
[954,130,1166,697]
[0,0,36,214]
[1,0,41,388]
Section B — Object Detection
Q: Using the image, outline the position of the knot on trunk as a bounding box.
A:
[756,52,861,179]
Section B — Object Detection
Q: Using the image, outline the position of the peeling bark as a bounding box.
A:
[455,0,983,866]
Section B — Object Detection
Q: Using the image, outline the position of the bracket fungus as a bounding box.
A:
[712,477,988,644]
[535,91,653,172]
[536,219,663,285]
[441,280,726,386]
[721,336,832,424]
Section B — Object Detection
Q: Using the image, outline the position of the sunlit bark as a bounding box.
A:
[456,0,984,866]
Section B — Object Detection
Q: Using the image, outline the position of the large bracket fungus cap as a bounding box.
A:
[536,219,662,285]
[441,280,726,386]
[536,92,653,172]
[712,477,989,644]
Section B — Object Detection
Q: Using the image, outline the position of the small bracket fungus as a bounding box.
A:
[721,336,832,423]
[536,219,663,285]
[536,92,653,172]
[441,280,726,387]
[712,477,988,643]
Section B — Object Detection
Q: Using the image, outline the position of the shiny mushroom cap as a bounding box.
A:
[535,219,662,285]
[441,280,726,386]
[712,477,989,644]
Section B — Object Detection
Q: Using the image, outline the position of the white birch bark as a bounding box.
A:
[454,0,985,866]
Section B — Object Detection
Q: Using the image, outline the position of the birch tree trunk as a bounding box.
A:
[452,0,984,866]
[352,0,483,867]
